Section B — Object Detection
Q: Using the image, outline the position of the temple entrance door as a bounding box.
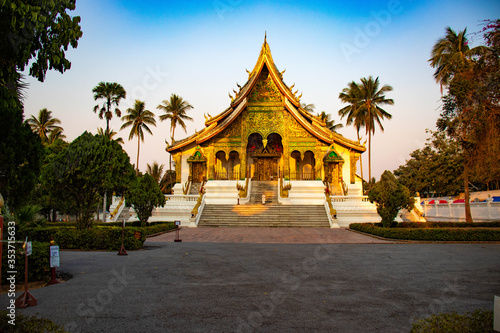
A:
[192,162,206,183]
[325,162,342,195]
[256,158,278,181]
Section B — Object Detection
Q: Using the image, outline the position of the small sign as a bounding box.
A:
[50,245,60,268]
[26,241,32,256]
[175,221,181,226]
[134,231,141,239]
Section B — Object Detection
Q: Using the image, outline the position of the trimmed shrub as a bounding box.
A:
[17,223,175,251]
[1,242,50,284]
[349,223,500,241]
[410,308,494,333]
[0,310,67,333]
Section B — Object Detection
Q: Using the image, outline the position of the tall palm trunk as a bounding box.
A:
[136,137,140,175]
[368,131,372,181]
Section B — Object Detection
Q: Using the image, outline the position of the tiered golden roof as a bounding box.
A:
[167,36,366,153]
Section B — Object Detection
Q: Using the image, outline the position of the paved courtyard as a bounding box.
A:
[1,228,499,332]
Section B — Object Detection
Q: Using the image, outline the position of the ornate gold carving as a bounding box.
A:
[245,112,284,139]
[248,70,282,103]
[350,151,359,184]
[288,116,310,138]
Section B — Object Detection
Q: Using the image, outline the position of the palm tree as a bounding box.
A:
[338,76,393,181]
[92,82,126,133]
[97,127,124,144]
[429,27,486,222]
[429,27,486,92]
[47,127,66,144]
[157,94,193,186]
[301,102,315,114]
[146,162,169,193]
[27,108,63,144]
[317,111,343,132]
[121,100,156,174]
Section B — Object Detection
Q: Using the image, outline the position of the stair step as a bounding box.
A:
[198,203,329,227]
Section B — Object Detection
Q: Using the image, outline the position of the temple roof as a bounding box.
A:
[167,36,366,153]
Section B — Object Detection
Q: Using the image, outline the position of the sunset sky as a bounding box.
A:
[22,0,500,180]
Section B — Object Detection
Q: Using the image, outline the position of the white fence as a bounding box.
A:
[422,199,500,222]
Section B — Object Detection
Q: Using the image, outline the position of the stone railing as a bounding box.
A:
[422,198,500,222]
[329,196,372,203]
[165,195,199,202]
[324,194,339,228]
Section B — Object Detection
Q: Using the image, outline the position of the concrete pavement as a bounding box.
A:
[0,228,499,333]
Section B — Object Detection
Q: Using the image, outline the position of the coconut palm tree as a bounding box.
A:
[97,127,124,144]
[121,100,156,174]
[157,94,193,187]
[92,82,126,133]
[301,102,315,114]
[27,108,63,144]
[146,161,169,193]
[47,127,66,144]
[338,76,393,181]
[429,27,486,91]
[429,27,486,222]
[317,111,343,132]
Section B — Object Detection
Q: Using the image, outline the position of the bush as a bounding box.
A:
[349,223,500,241]
[17,223,176,251]
[0,310,67,333]
[1,242,50,284]
[410,308,494,333]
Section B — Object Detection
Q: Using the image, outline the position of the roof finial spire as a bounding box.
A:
[264,31,267,43]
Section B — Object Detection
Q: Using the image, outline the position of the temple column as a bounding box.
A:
[207,145,215,180]
[349,151,359,184]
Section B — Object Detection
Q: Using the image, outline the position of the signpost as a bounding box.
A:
[174,221,182,242]
[49,236,60,285]
[117,219,127,255]
[15,238,37,308]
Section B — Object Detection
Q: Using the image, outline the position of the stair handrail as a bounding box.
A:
[182,178,192,195]
[323,181,338,226]
[191,184,206,220]
[109,196,125,222]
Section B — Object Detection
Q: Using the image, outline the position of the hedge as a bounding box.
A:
[410,308,494,333]
[395,222,500,228]
[1,242,50,285]
[17,223,175,251]
[349,223,500,241]
[0,310,68,333]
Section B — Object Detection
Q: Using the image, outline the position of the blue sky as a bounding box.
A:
[23,0,500,179]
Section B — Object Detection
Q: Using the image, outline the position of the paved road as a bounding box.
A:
[1,230,499,333]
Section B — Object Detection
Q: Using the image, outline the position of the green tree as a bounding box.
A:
[394,130,463,197]
[317,111,343,132]
[300,102,315,114]
[429,26,489,222]
[121,100,156,174]
[157,94,193,187]
[92,82,127,133]
[0,0,81,210]
[338,76,393,181]
[368,170,415,227]
[126,173,166,227]
[97,127,124,144]
[0,106,43,210]
[42,132,134,229]
[146,162,170,194]
[0,0,83,87]
[26,108,63,144]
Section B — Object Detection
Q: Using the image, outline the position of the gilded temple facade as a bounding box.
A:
[166,37,366,195]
